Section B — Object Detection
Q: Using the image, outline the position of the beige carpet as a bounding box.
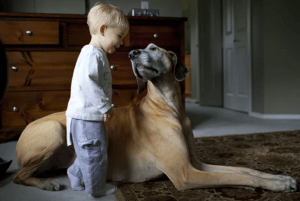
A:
[114,130,300,201]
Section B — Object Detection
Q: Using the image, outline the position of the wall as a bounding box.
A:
[251,0,265,113]
[0,0,182,17]
[252,0,300,114]
[180,0,192,53]
[263,0,300,114]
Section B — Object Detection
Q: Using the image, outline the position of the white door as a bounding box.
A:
[223,0,251,113]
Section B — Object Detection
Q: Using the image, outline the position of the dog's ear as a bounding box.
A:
[137,78,147,94]
[168,51,189,82]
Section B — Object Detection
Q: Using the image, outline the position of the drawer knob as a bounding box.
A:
[111,104,116,108]
[12,66,18,72]
[13,107,19,112]
[154,34,159,38]
[26,30,33,36]
[111,65,116,71]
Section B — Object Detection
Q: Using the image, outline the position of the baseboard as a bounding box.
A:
[249,112,300,120]
[185,98,199,104]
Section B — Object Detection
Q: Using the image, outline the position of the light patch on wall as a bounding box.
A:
[11,0,35,13]
[35,0,85,14]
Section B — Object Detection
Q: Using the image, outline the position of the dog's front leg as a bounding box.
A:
[186,166,296,192]
[158,158,296,192]
[182,117,297,192]
[200,163,297,188]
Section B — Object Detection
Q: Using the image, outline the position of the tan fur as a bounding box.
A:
[14,45,297,192]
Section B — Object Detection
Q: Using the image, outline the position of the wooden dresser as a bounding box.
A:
[0,13,187,134]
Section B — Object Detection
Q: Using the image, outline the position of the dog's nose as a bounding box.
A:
[128,50,140,60]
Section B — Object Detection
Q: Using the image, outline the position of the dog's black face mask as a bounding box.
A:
[129,43,189,94]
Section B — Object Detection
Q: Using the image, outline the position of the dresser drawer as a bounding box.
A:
[7,51,137,87]
[1,89,145,128]
[129,25,181,47]
[0,21,59,45]
[67,23,130,47]
[108,53,137,85]
[67,24,90,46]
[1,91,70,128]
[7,51,79,87]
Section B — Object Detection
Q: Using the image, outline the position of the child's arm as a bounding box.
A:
[78,51,111,116]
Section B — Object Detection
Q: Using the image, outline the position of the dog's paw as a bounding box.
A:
[275,177,297,192]
[288,177,298,192]
[42,179,63,191]
[283,179,297,192]
[272,175,297,192]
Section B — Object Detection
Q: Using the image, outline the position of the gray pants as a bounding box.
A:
[67,118,108,196]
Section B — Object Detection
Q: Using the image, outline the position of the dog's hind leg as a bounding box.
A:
[13,165,63,191]
[14,120,71,190]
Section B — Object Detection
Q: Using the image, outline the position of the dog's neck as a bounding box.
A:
[146,77,183,116]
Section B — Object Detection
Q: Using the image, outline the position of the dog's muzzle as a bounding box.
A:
[128,50,141,60]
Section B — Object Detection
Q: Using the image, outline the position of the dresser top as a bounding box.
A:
[0,12,187,22]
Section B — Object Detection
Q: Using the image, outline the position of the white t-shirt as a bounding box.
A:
[65,45,112,145]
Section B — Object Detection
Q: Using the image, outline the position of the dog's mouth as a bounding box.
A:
[135,63,159,79]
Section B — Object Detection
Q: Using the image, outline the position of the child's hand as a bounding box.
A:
[104,109,113,122]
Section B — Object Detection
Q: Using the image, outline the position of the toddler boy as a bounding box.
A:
[65,2,129,198]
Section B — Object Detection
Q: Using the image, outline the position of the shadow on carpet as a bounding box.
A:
[113,130,300,201]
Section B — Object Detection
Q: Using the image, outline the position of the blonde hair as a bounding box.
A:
[87,2,129,35]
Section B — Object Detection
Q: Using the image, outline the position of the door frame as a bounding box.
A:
[197,0,252,113]
[246,0,252,114]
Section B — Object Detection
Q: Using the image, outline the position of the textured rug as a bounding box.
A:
[113,130,300,201]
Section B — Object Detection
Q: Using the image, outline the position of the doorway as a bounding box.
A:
[198,0,251,113]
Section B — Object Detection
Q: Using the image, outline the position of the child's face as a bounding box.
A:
[100,26,128,54]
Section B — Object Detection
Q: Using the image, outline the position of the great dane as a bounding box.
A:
[14,43,297,192]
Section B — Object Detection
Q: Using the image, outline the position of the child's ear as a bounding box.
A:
[100,24,106,36]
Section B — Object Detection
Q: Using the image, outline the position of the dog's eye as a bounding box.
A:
[151,48,159,51]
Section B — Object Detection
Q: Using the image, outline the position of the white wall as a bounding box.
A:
[3,0,182,17]
[90,0,182,17]
[35,0,85,14]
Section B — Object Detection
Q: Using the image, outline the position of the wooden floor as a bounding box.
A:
[0,129,22,143]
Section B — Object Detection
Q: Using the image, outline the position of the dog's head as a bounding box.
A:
[129,43,189,94]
